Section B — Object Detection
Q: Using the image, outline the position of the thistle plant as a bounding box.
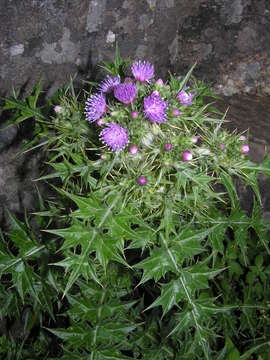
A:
[1,46,270,359]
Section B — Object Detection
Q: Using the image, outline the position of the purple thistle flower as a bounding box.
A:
[172,108,180,117]
[165,143,172,152]
[143,93,168,123]
[220,143,225,150]
[138,176,147,186]
[131,60,154,83]
[99,75,120,93]
[191,136,199,144]
[100,123,129,152]
[85,93,106,122]
[177,90,194,106]
[114,83,137,104]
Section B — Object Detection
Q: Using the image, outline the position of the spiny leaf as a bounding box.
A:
[50,253,101,289]
[90,234,128,270]
[252,201,270,255]
[135,247,175,285]
[44,221,94,252]
[220,172,238,208]
[146,264,223,315]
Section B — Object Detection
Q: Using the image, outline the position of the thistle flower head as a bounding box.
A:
[100,123,129,152]
[99,75,120,93]
[85,93,106,122]
[138,176,147,186]
[131,60,155,83]
[172,108,180,117]
[114,83,137,104]
[143,93,168,123]
[220,143,225,150]
[165,143,172,152]
[177,90,194,105]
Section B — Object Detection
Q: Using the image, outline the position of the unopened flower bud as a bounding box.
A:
[131,111,138,119]
[165,143,172,152]
[156,78,164,86]
[54,105,62,113]
[129,144,138,154]
[183,150,193,161]
[97,118,104,126]
[241,144,249,154]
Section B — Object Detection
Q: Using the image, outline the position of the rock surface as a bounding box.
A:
[1,0,270,96]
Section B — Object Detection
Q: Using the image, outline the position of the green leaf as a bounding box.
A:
[8,212,36,254]
[230,207,249,266]
[147,264,223,315]
[252,201,270,255]
[167,309,193,337]
[179,63,197,91]
[60,193,120,297]
[240,342,269,360]
[208,222,227,255]
[225,337,241,360]
[61,190,104,221]
[90,234,127,270]
[146,277,185,315]
[44,221,94,252]
[50,253,101,289]
[135,247,175,285]
[110,208,155,250]
[220,172,238,208]
[170,226,211,257]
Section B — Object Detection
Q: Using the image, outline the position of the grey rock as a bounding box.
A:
[220,0,244,25]
[0,125,18,151]
[86,0,107,33]
[0,0,270,95]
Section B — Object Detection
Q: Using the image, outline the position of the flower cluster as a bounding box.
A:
[84,58,250,185]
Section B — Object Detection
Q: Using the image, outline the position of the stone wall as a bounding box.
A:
[1,0,270,96]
